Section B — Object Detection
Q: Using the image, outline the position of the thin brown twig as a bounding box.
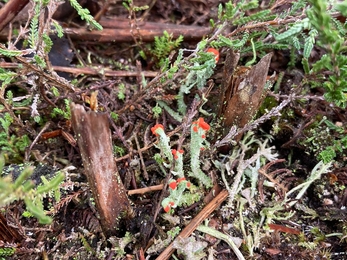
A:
[25,122,51,161]
[134,133,149,180]
[13,54,75,92]
[0,62,158,78]
[93,0,111,22]
[227,11,341,38]
[127,184,164,195]
[0,96,25,129]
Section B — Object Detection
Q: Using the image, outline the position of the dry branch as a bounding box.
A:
[0,17,211,43]
[65,17,211,42]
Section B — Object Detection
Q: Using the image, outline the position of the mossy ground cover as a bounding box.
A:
[1,0,347,259]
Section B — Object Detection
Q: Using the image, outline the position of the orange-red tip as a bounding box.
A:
[206,48,220,63]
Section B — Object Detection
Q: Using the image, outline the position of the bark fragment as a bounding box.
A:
[70,103,131,236]
[221,52,273,140]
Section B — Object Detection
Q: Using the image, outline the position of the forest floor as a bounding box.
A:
[1,0,347,259]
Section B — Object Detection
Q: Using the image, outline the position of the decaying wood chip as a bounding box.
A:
[221,51,273,140]
[70,103,132,237]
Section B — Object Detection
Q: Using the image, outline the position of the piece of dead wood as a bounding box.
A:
[0,0,29,32]
[65,18,211,42]
[70,103,132,237]
[156,189,228,260]
[0,16,210,43]
[99,17,206,31]
[220,51,273,141]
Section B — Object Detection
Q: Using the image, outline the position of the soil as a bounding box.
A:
[1,0,347,260]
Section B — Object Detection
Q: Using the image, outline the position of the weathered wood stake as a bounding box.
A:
[70,103,131,236]
[221,52,273,141]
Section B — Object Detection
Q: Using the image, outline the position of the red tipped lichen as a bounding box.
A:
[169,181,177,190]
[172,149,184,159]
[177,177,186,183]
[164,201,175,212]
[171,149,178,159]
[192,118,210,134]
[171,149,184,160]
[151,124,164,136]
[197,118,210,131]
[206,48,220,63]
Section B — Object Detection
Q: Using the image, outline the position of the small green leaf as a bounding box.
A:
[0,48,23,57]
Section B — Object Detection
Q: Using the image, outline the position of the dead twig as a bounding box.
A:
[25,122,50,161]
[64,25,211,43]
[128,184,164,195]
[0,62,159,78]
